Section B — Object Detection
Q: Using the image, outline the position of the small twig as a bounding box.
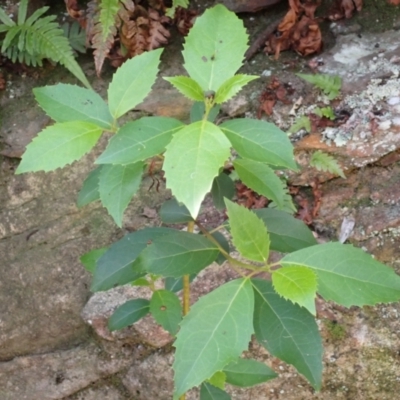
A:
[245,21,279,61]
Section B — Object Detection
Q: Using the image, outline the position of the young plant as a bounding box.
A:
[297,73,341,100]
[16,5,400,399]
[0,0,90,88]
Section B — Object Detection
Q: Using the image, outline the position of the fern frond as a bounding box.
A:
[0,7,91,88]
[62,21,87,54]
[297,73,341,100]
[310,150,346,179]
[18,0,28,25]
[99,0,120,41]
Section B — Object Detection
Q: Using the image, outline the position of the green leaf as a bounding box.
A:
[16,121,103,174]
[233,159,286,208]
[254,208,317,253]
[297,73,341,100]
[272,266,317,315]
[160,198,193,224]
[182,4,249,91]
[18,0,28,25]
[220,119,297,170]
[108,299,150,331]
[138,231,219,277]
[131,277,151,287]
[281,242,400,307]
[0,7,16,26]
[288,116,311,134]
[62,21,86,54]
[314,106,335,120]
[165,274,196,293]
[225,199,270,263]
[33,84,113,130]
[91,227,174,291]
[108,48,163,119]
[210,231,230,265]
[80,247,108,274]
[98,162,143,227]
[310,150,346,179]
[96,117,184,165]
[223,358,277,387]
[190,102,220,123]
[77,166,102,207]
[207,371,226,390]
[200,383,231,400]
[164,76,205,101]
[214,74,258,104]
[268,190,297,214]
[163,120,231,218]
[252,279,322,389]
[150,289,182,335]
[173,279,254,398]
[211,172,235,210]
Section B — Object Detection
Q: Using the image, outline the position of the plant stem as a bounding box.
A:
[180,221,195,400]
[182,221,195,316]
[196,221,265,272]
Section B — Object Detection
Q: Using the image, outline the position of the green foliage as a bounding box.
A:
[223,359,277,387]
[288,115,311,134]
[314,106,335,120]
[310,150,346,179]
[297,73,341,100]
[0,0,90,88]
[18,4,400,399]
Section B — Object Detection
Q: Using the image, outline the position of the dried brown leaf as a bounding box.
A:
[174,7,198,36]
[291,16,322,56]
[64,0,86,27]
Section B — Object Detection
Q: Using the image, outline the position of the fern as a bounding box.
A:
[297,73,341,100]
[0,0,90,88]
[313,106,335,120]
[289,115,311,134]
[310,150,346,179]
[167,0,190,17]
[62,21,87,54]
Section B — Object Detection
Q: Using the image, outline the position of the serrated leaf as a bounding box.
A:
[163,120,231,218]
[108,48,163,119]
[288,116,311,134]
[220,119,297,170]
[182,4,249,91]
[80,247,108,274]
[173,279,254,398]
[207,371,226,390]
[211,172,235,209]
[297,73,341,100]
[310,150,345,179]
[138,231,219,277]
[252,279,322,389]
[16,121,103,174]
[98,162,143,227]
[268,190,297,213]
[160,198,193,224]
[254,208,317,253]
[233,158,286,208]
[96,117,183,165]
[77,166,102,207]
[223,358,277,387]
[281,242,400,307]
[91,227,174,291]
[164,76,205,101]
[272,266,317,315]
[108,299,150,331]
[150,289,182,335]
[214,74,258,104]
[200,382,231,400]
[190,102,220,123]
[33,84,113,129]
[225,199,270,263]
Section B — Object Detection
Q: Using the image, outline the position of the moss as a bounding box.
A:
[323,319,347,340]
